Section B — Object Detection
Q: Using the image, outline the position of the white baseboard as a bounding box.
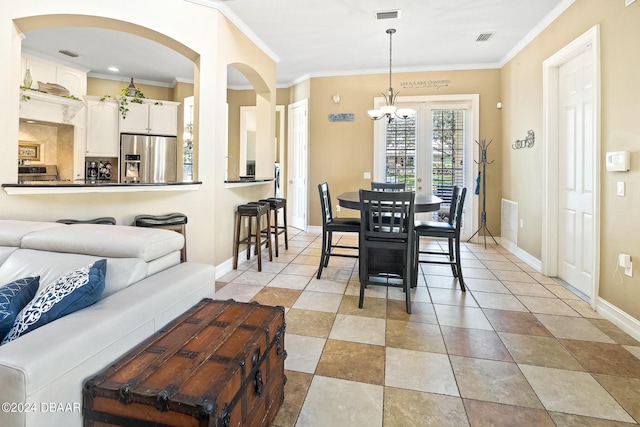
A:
[498,239,640,342]
[215,248,251,280]
[498,236,542,272]
[307,225,322,234]
[596,297,640,342]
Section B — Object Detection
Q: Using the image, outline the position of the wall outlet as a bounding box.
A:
[619,253,633,277]
[364,172,371,179]
[520,219,524,228]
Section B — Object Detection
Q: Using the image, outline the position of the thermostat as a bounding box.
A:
[606,151,630,172]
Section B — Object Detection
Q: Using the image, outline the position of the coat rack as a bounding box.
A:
[467,139,498,248]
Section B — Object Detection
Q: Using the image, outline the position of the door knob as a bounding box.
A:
[417,178,422,183]
[418,186,422,190]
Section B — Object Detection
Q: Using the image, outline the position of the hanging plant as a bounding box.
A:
[98,84,147,119]
[121,85,145,100]
[99,94,138,119]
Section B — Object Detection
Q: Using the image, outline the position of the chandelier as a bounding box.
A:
[367,28,414,123]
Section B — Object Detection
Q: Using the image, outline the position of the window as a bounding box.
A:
[384,112,416,189]
[431,109,466,219]
[373,94,478,237]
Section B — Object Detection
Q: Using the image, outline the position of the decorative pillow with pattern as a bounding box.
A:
[1,260,106,344]
[0,276,40,341]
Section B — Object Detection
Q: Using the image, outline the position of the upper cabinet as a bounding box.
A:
[21,54,87,96]
[85,96,119,157]
[119,99,180,136]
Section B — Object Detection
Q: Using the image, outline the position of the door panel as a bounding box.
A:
[558,50,595,295]
[287,100,308,231]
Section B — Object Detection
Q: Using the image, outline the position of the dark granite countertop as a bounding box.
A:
[2,180,203,195]
[3,180,202,187]
[223,177,274,184]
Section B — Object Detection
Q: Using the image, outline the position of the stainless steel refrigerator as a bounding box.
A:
[120,134,177,183]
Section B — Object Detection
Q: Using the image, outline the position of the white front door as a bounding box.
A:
[558,49,596,296]
[287,99,309,231]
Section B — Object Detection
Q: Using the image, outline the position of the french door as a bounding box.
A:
[373,95,478,239]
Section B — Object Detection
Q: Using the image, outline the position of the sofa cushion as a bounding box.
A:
[0,247,17,267]
[0,277,40,340]
[1,260,106,344]
[0,249,147,298]
[0,220,64,247]
[20,224,184,262]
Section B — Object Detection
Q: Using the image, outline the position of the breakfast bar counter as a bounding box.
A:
[2,181,202,195]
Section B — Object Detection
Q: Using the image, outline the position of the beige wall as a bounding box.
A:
[87,78,174,101]
[307,70,502,229]
[501,0,640,319]
[0,1,277,270]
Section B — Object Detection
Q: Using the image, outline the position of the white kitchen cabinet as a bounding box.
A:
[119,99,179,136]
[56,67,87,97]
[119,101,149,134]
[149,103,179,135]
[85,96,119,157]
[23,56,56,89]
[22,54,87,96]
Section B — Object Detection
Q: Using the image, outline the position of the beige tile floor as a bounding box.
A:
[216,229,640,427]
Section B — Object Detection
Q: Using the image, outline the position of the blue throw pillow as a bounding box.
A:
[0,277,40,341]
[1,260,106,344]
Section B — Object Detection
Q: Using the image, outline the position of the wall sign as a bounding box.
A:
[400,79,451,90]
[18,142,41,161]
[328,113,354,122]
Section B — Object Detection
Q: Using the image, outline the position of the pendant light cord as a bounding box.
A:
[387,28,396,102]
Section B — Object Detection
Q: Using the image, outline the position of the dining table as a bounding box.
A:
[337,191,442,213]
[336,191,443,289]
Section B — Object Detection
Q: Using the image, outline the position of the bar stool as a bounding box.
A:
[134,213,188,262]
[259,197,288,257]
[56,217,116,225]
[233,203,273,271]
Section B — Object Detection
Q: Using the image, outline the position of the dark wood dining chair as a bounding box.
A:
[317,182,360,279]
[414,186,467,291]
[371,182,406,192]
[359,189,415,313]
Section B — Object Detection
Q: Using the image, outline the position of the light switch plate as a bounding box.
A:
[626,0,637,6]
[617,181,625,196]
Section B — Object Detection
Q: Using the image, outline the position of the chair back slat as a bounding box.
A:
[359,189,415,240]
[452,186,467,230]
[371,182,406,192]
[318,182,333,226]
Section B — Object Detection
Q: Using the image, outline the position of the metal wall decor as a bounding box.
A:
[328,113,354,122]
[512,130,535,150]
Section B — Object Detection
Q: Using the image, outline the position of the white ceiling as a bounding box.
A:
[20,0,572,89]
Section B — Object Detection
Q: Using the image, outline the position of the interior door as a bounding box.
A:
[558,49,595,296]
[287,99,309,231]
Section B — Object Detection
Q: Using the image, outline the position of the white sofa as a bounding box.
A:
[0,220,215,427]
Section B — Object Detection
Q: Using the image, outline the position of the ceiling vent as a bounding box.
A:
[375,10,401,20]
[58,49,79,58]
[475,32,495,42]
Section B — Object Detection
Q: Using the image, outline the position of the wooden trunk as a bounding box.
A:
[83,298,286,427]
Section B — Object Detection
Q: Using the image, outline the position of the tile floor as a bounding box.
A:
[215,229,640,427]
